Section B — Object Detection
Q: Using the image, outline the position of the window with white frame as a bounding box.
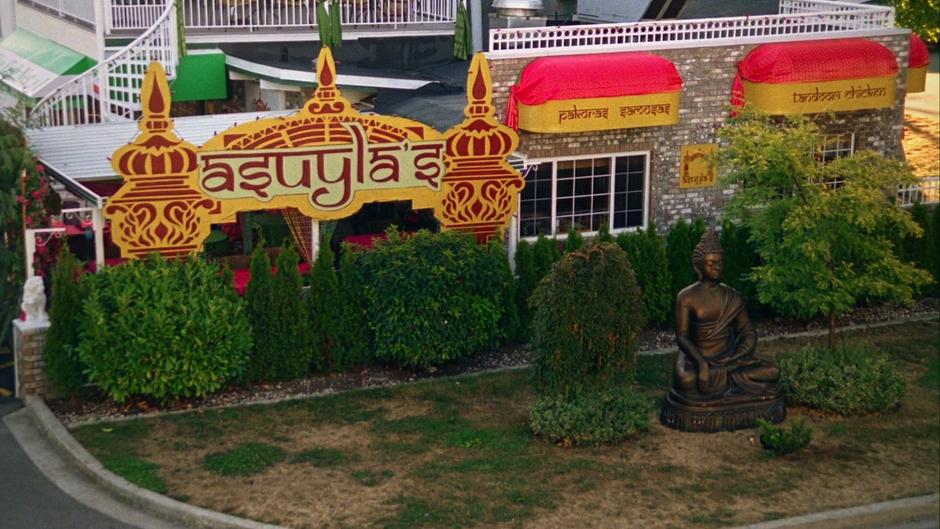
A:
[817,133,855,190]
[519,153,649,238]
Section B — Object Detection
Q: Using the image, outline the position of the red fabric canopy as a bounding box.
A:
[506,52,683,129]
[910,34,929,68]
[731,38,899,110]
[737,38,898,84]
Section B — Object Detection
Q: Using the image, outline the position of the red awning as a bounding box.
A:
[732,38,899,109]
[910,34,929,68]
[506,52,683,129]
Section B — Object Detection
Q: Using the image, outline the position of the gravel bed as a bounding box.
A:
[51,298,937,428]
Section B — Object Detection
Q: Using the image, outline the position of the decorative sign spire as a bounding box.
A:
[305,46,348,115]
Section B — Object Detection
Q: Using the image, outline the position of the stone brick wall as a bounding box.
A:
[12,320,51,398]
[488,33,911,231]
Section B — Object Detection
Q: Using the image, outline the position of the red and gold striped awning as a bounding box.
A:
[907,34,930,93]
[732,38,899,114]
[506,52,683,133]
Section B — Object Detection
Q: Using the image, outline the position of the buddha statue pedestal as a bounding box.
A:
[660,229,786,433]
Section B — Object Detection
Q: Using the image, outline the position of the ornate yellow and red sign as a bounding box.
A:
[679,144,717,189]
[732,38,899,115]
[506,52,682,133]
[907,34,929,94]
[105,48,524,259]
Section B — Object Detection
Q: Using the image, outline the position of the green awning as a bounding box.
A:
[171,53,228,102]
[1,29,95,75]
[0,29,95,100]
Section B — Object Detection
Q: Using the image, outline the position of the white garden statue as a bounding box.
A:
[21,276,49,326]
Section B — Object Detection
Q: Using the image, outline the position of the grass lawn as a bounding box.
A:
[73,320,940,529]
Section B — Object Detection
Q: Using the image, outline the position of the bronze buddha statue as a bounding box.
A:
[661,229,785,432]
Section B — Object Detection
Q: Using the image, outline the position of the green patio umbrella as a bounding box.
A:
[329,0,343,49]
[454,0,471,60]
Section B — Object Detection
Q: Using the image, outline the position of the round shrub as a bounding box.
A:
[531,243,646,398]
[79,256,252,403]
[355,230,501,367]
[778,346,906,415]
[530,388,653,446]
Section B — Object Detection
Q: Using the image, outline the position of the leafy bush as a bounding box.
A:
[757,418,812,456]
[531,243,646,398]
[615,224,672,327]
[357,230,501,367]
[244,245,309,381]
[44,248,86,394]
[530,388,653,446]
[79,256,251,403]
[308,237,342,371]
[778,346,906,415]
[899,203,938,297]
[666,218,705,300]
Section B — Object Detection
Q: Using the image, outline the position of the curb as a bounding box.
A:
[728,493,939,529]
[641,311,939,356]
[23,395,288,529]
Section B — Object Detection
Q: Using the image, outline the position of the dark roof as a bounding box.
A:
[677,0,779,19]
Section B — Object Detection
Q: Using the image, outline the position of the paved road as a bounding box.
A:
[0,399,142,529]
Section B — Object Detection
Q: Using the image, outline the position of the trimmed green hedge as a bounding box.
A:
[354,230,502,367]
[79,256,251,402]
[530,388,653,446]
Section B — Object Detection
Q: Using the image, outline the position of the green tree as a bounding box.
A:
[720,219,762,312]
[891,0,939,43]
[272,244,310,375]
[717,111,932,350]
[44,248,86,394]
[533,234,559,279]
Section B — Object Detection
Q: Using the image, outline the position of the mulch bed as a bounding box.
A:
[50,298,938,427]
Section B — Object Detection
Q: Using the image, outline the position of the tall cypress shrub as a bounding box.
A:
[564,227,584,253]
[927,204,939,296]
[514,240,538,340]
[533,234,558,280]
[666,218,706,298]
[720,219,761,309]
[44,248,86,395]
[245,246,275,381]
[335,248,371,368]
[616,224,672,327]
[272,244,310,376]
[308,237,342,371]
[488,237,522,344]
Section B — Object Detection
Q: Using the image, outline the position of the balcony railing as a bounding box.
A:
[489,0,896,57]
[108,0,458,32]
[30,1,179,127]
[23,0,96,26]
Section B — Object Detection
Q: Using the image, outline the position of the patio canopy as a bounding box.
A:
[506,52,683,133]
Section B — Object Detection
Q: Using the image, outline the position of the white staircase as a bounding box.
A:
[29,1,179,128]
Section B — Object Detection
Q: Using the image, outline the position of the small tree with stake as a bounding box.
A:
[716,110,932,350]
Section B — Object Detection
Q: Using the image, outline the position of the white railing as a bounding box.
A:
[489,1,895,57]
[779,0,892,15]
[30,1,179,128]
[108,0,457,32]
[23,0,96,25]
[898,177,940,207]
